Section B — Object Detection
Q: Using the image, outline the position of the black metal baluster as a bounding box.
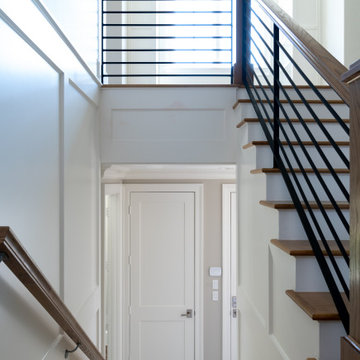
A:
[242,2,350,332]
[273,24,280,168]
[101,0,104,84]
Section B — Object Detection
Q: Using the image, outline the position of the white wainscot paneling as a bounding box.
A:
[0,17,60,288]
[111,109,225,141]
[101,88,238,164]
[0,13,64,360]
[0,0,100,104]
[64,79,100,338]
[0,267,62,359]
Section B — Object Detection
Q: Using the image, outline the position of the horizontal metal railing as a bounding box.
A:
[101,0,233,84]
[242,0,350,332]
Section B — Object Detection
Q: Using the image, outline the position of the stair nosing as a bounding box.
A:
[260,200,349,210]
[233,98,345,109]
[243,140,350,149]
[251,167,349,174]
[285,290,344,321]
[270,239,350,256]
[237,117,350,129]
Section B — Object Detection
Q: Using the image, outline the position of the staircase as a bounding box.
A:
[236,87,349,360]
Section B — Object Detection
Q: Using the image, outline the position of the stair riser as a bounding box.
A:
[265,173,349,202]
[238,102,349,120]
[255,145,349,169]
[245,122,349,142]
[278,209,349,240]
[236,88,344,101]
[319,322,346,360]
[295,256,349,292]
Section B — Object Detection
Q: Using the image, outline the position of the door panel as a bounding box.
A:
[129,192,195,360]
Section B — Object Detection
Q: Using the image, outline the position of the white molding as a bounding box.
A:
[269,334,291,360]
[238,287,290,359]
[0,8,62,74]
[30,0,101,86]
[122,183,204,360]
[222,184,237,360]
[75,286,100,320]
[103,164,236,181]
[195,183,204,360]
[69,78,98,108]
[103,184,123,360]
[41,334,64,360]
[59,73,65,300]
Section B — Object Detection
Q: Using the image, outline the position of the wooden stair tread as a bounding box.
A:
[251,167,349,174]
[285,290,345,320]
[237,84,333,89]
[233,98,345,109]
[260,200,349,210]
[237,117,349,128]
[270,239,350,256]
[243,140,350,149]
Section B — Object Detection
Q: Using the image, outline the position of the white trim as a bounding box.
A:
[0,8,62,74]
[123,183,204,360]
[222,184,237,360]
[59,73,65,300]
[103,184,123,360]
[69,78,98,108]
[103,164,236,181]
[41,334,64,360]
[30,0,101,85]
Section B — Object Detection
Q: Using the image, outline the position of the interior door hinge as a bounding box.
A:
[128,205,132,215]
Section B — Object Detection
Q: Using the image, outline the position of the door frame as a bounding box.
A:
[103,184,124,359]
[222,184,238,360]
[122,183,204,360]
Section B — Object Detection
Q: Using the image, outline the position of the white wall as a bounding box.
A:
[0,0,101,358]
[321,0,360,68]
[100,87,238,164]
[344,0,360,67]
[292,0,323,85]
[41,0,100,76]
[321,0,345,64]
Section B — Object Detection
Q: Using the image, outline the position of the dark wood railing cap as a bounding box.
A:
[341,59,360,84]
[254,0,351,105]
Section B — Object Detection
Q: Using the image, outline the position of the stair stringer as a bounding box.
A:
[236,103,340,360]
[237,135,320,360]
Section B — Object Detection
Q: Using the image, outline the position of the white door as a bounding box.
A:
[222,184,238,360]
[127,189,195,360]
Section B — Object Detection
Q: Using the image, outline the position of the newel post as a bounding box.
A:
[233,0,251,85]
[341,59,360,359]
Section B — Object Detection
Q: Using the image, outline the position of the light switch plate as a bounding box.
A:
[212,279,219,290]
[209,267,222,277]
[212,291,219,301]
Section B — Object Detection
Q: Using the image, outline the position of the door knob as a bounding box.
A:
[181,309,193,318]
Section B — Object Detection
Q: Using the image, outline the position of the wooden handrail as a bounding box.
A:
[341,59,360,360]
[0,227,104,360]
[252,0,351,105]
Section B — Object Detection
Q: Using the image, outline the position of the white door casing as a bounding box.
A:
[123,184,204,360]
[222,184,238,360]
